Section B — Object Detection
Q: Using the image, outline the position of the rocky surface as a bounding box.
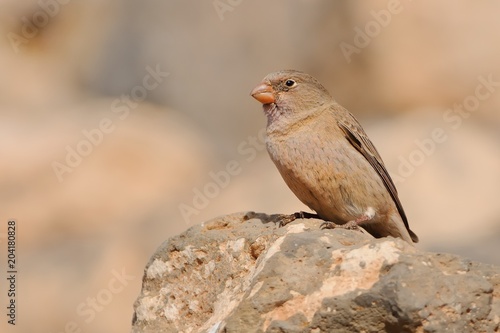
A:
[131,213,500,333]
[2,2,500,332]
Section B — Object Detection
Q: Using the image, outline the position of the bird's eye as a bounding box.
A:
[284,79,296,87]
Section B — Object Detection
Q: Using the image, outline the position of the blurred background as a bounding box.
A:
[1,0,500,332]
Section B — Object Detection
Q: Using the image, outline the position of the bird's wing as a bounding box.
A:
[336,111,417,241]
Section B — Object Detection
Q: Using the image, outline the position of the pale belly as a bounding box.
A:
[266,133,393,224]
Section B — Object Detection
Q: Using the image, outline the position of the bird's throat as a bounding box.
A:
[263,103,281,123]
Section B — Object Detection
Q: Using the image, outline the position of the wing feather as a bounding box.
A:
[336,112,417,242]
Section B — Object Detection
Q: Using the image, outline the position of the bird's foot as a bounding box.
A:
[321,220,360,230]
[277,214,296,227]
[320,213,373,230]
[277,211,320,227]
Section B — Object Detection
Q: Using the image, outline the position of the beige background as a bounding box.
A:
[1,1,500,332]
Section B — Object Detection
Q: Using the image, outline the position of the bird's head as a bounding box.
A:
[250,70,332,125]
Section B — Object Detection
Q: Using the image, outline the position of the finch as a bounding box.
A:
[251,70,418,243]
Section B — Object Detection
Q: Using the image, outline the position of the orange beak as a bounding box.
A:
[251,82,275,104]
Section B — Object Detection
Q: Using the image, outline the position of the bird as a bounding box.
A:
[250,70,418,243]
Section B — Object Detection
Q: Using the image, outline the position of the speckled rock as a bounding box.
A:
[131,212,500,333]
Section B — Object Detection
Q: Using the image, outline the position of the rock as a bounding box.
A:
[131,213,500,333]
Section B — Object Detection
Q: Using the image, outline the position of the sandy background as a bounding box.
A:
[1,1,500,332]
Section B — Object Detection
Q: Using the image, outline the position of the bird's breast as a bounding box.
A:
[266,128,389,223]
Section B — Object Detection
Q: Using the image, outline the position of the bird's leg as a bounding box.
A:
[321,208,375,231]
[277,211,320,227]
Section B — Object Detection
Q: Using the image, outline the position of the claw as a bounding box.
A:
[278,214,296,227]
[340,220,360,230]
[321,220,360,231]
[320,221,338,229]
[276,211,320,227]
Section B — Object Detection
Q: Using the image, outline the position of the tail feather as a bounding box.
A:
[409,229,419,243]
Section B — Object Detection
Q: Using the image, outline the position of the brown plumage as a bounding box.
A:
[250,70,418,243]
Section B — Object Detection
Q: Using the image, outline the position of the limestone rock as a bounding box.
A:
[132,213,500,333]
